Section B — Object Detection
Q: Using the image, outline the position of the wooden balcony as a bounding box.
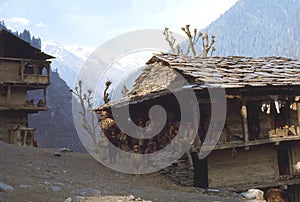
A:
[22,74,49,85]
[0,102,47,111]
[0,57,51,85]
[20,58,50,85]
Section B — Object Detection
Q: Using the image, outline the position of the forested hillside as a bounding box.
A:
[205,0,300,59]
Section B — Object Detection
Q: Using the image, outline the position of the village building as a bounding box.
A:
[95,53,300,200]
[0,29,53,146]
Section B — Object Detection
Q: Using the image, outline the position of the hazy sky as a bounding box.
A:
[1,0,239,47]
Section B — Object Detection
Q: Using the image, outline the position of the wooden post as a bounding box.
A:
[7,86,11,106]
[21,59,24,81]
[43,88,47,106]
[297,102,300,135]
[241,102,249,144]
[47,62,50,83]
[24,131,28,146]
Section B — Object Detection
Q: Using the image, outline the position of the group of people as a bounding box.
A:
[25,99,44,107]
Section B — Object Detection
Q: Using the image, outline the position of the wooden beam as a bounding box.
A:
[6,86,11,104]
[43,88,47,106]
[241,102,249,144]
[21,59,24,81]
[201,135,300,151]
[297,102,300,135]
[47,63,50,82]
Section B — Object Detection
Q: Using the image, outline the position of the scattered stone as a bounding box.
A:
[78,188,101,196]
[64,197,72,202]
[19,184,31,188]
[195,187,206,193]
[74,195,86,200]
[241,188,265,200]
[51,185,62,191]
[53,182,64,186]
[0,182,14,192]
[241,191,256,200]
[43,181,51,186]
[248,189,264,200]
[128,195,135,200]
[59,148,73,153]
[207,189,220,193]
[53,151,61,156]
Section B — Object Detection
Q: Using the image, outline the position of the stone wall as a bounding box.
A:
[208,145,278,188]
[161,154,194,186]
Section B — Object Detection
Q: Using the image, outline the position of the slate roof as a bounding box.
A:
[95,53,300,111]
[146,53,300,88]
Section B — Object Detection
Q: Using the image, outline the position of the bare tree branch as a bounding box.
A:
[163,24,216,57]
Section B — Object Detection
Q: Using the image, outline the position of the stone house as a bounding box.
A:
[95,53,300,199]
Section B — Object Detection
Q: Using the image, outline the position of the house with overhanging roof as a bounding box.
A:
[0,29,54,146]
[95,53,300,198]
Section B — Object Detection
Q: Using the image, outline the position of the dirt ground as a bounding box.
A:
[0,142,242,202]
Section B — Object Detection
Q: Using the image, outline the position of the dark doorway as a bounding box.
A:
[191,152,208,188]
[247,101,261,140]
[277,147,291,176]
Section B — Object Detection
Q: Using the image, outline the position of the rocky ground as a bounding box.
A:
[0,142,243,202]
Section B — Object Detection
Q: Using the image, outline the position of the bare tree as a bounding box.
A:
[71,80,97,146]
[71,80,112,148]
[163,28,177,54]
[163,24,216,57]
[121,85,129,97]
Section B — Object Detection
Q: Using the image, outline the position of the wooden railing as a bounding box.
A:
[0,103,47,111]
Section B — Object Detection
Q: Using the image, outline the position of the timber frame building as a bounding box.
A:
[95,53,300,197]
[0,29,53,146]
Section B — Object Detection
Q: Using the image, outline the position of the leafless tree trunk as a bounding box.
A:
[71,80,97,146]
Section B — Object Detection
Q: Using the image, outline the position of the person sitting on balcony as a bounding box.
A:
[37,100,44,107]
[25,100,31,106]
[24,63,34,74]
[30,99,34,106]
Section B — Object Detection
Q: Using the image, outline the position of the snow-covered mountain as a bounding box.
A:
[42,41,95,88]
[42,40,157,103]
[63,44,95,61]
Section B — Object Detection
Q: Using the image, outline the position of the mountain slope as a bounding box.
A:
[42,41,85,89]
[205,0,300,58]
